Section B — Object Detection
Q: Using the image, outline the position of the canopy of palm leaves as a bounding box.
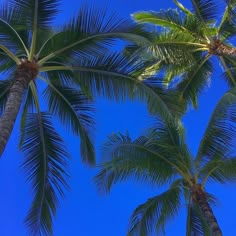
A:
[131,0,236,108]
[95,85,236,235]
[0,0,186,234]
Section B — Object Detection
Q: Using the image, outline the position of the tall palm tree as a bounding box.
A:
[95,86,236,235]
[0,0,182,235]
[131,0,236,108]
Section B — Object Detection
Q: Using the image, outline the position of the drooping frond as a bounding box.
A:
[41,53,177,120]
[127,180,182,236]
[19,112,70,236]
[196,86,236,166]
[143,78,188,117]
[176,54,213,108]
[19,81,37,147]
[43,78,95,165]
[95,131,178,194]
[220,56,236,87]
[191,0,218,23]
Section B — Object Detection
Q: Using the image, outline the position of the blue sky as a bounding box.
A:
[0,0,236,235]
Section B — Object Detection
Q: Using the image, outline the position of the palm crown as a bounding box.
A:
[95,85,236,235]
[0,0,186,235]
[132,0,236,108]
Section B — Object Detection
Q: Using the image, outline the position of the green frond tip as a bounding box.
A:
[173,0,192,15]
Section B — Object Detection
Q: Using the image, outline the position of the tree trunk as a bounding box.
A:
[209,39,236,57]
[0,60,38,157]
[192,184,222,236]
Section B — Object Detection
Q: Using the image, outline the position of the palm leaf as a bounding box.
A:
[94,131,179,194]
[176,54,213,108]
[9,0,60,28]
[19,112,70,236]
[0,1,29,51]
[43,78,95,165]
[217,1,236,39]
[135,30,203,65]
[220,56,236,87]
[133,9,206,39]
[41,53,177,120]
[196,86,236,166]
[38,3,149,64]
[186,200,211,236]
[127,180,182,236]
[199,155,236,184]
[191,0,218,23]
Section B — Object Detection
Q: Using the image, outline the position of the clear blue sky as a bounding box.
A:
[0,0,235,235]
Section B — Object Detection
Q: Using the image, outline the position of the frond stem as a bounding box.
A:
[0,44,20,64]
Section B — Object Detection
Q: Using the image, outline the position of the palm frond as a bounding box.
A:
[19,81,36,147]
[176,54,213,108]
[95,131,179,194]
[217,2,236,40]
[133,9,206,39]
[220,56,236,87]
[186,200,211,236]
[19,112,70,236]
[135,30,203,65]
[143,77,188,117]
[0,1,29,51]
[199,155,236,184]
[42,78,95,165]
[9,0,60,28]
[191,0,218,23]
[196,86,236,166]
[41,53,177,120]
[38,3,149,63]
[127,180,182,236]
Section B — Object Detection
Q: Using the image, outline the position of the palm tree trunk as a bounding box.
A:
[0,60,38,157]
[209,39,236,57]
[192,184,222,236]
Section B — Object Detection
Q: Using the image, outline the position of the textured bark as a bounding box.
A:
[209,39,236,57]
[192,184,222,236]
[0,60,38,157]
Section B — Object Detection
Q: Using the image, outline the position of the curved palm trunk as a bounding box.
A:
[209,39,236,57]
[192,184,222,236]
[0,60,38,157]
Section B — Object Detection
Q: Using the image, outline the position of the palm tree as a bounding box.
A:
[0,0,182,234]
[95,86,236,235]
[130,0,236,108]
